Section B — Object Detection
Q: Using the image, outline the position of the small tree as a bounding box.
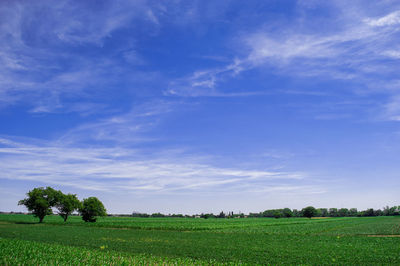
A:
[55,193,81,222]
[302,206,317,219]
[18,187,58,223]
[79,197,107,222]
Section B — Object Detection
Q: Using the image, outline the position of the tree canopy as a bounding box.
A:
[79,197,107,222]
[19,187,106,223]
[55,193,81,222]
[302,206,317,219]
[18,187,58,223]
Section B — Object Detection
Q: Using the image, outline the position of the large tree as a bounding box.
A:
[55,193,81,222]
[79,197,107,222]
[18,187,58,223]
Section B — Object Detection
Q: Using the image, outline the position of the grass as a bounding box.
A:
[1,214,400,264]
[0,238,220,265]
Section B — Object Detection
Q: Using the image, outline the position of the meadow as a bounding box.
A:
[1,214,400,265]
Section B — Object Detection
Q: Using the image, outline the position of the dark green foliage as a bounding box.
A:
[292,209,301,217]
[364,208,375,217]
[329,208,339,217]
[170,213,184,218]
[262,208,292,218]
[132,212,150,218]
[282,208,293,217]
[18,187,58,223]
[382,206,399,216]
[55,193,81,222]
[79,197,107,222]
[302,206,317,218]
[319,208,329,217]
[125,207,400,219]
[200,213,215,219]
[339,208,349,217]
[349,208,358,216]
[150,213,165,218]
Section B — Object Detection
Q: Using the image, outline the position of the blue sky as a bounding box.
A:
[1,0,400,214]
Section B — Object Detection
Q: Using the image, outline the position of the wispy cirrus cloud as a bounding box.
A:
[365,10,400,27]
[55,100,175,145]
[0,136,316,195]
[166,2,400,123]
[0,0,162,113]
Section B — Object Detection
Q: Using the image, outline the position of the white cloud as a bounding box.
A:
[0,0,161,112]
[365,10,400,27]
[166,58,248,97]
[246,34,338,63]
[57,100,173,145]
[382,50,400,59]
[0,137,313,195]
[166,3,400,125]
[383,95,400,121]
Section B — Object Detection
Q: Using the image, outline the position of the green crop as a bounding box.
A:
[0,238,222,265]
[1,214,400,264]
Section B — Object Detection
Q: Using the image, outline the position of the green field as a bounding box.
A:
[1,214,400,265]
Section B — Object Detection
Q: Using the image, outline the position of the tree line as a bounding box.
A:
[18,187,106,223]
[130,206,400,219]
[248,206,400,218]
[17,187,399,221]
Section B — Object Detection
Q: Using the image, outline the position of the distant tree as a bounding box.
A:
[329,208,339,217]
[302,206,317,219]
[55,192,81,222]
[338,208,349,217]
[262,209,274,217]
[392,206,399,216]
[282,208,293,218]
[349,208,358,217]
[217,211,226,218]
[383,206,390,216]
[18,187,58,223]
[151,212,166,218]
[79,197,107,222]
[200,213,214,219]
[273,211,282,219]
[364,208,375,217]
[132,212,150,218]
[248,212,261,218]
[314,208,322,217]
[170,214,184,218]
[319,208,329,217]
[292,209,301,217]
[383,206,398,216]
